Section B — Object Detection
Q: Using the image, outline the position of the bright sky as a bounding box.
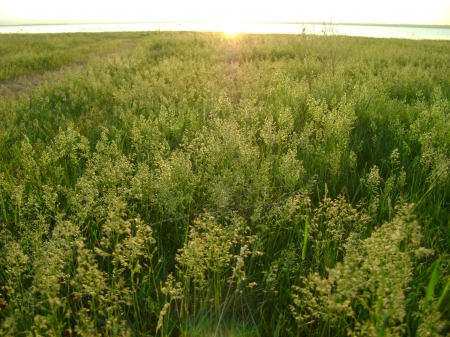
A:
[1,0,450,25]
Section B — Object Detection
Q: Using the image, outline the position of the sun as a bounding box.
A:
[215,20,246,36]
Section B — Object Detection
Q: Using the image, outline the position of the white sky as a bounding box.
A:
[1,0,450,25]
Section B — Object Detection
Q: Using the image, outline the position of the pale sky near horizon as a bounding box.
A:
[1,0,450,26]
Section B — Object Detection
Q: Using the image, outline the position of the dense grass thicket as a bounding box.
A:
[0,31,449,336]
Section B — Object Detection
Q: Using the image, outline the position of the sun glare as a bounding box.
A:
[216,20,246,36]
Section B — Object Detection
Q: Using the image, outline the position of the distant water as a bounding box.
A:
[1,22,450,40]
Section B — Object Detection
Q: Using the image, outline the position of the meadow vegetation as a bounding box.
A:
[0,30,449,336]
[0,32,147,83]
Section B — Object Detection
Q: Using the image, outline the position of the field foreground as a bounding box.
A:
[0,31,449,336]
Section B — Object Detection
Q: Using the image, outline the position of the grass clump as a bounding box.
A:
[0,31,450,336]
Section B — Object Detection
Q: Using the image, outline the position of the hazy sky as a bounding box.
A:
[1,0,450,25]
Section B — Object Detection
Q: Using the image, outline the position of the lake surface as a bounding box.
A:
[1,22,450,40]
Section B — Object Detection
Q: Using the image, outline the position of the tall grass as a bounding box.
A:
[0,31,449,336]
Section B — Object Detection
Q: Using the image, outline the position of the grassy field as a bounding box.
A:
[0,30,449,336]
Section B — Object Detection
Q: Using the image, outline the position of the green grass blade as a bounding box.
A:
[425,258,440,309]
[302,217,309,260]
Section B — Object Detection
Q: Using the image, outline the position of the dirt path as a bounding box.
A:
[0,41,139,99]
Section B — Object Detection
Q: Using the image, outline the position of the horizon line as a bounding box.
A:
[1,21,450,29]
